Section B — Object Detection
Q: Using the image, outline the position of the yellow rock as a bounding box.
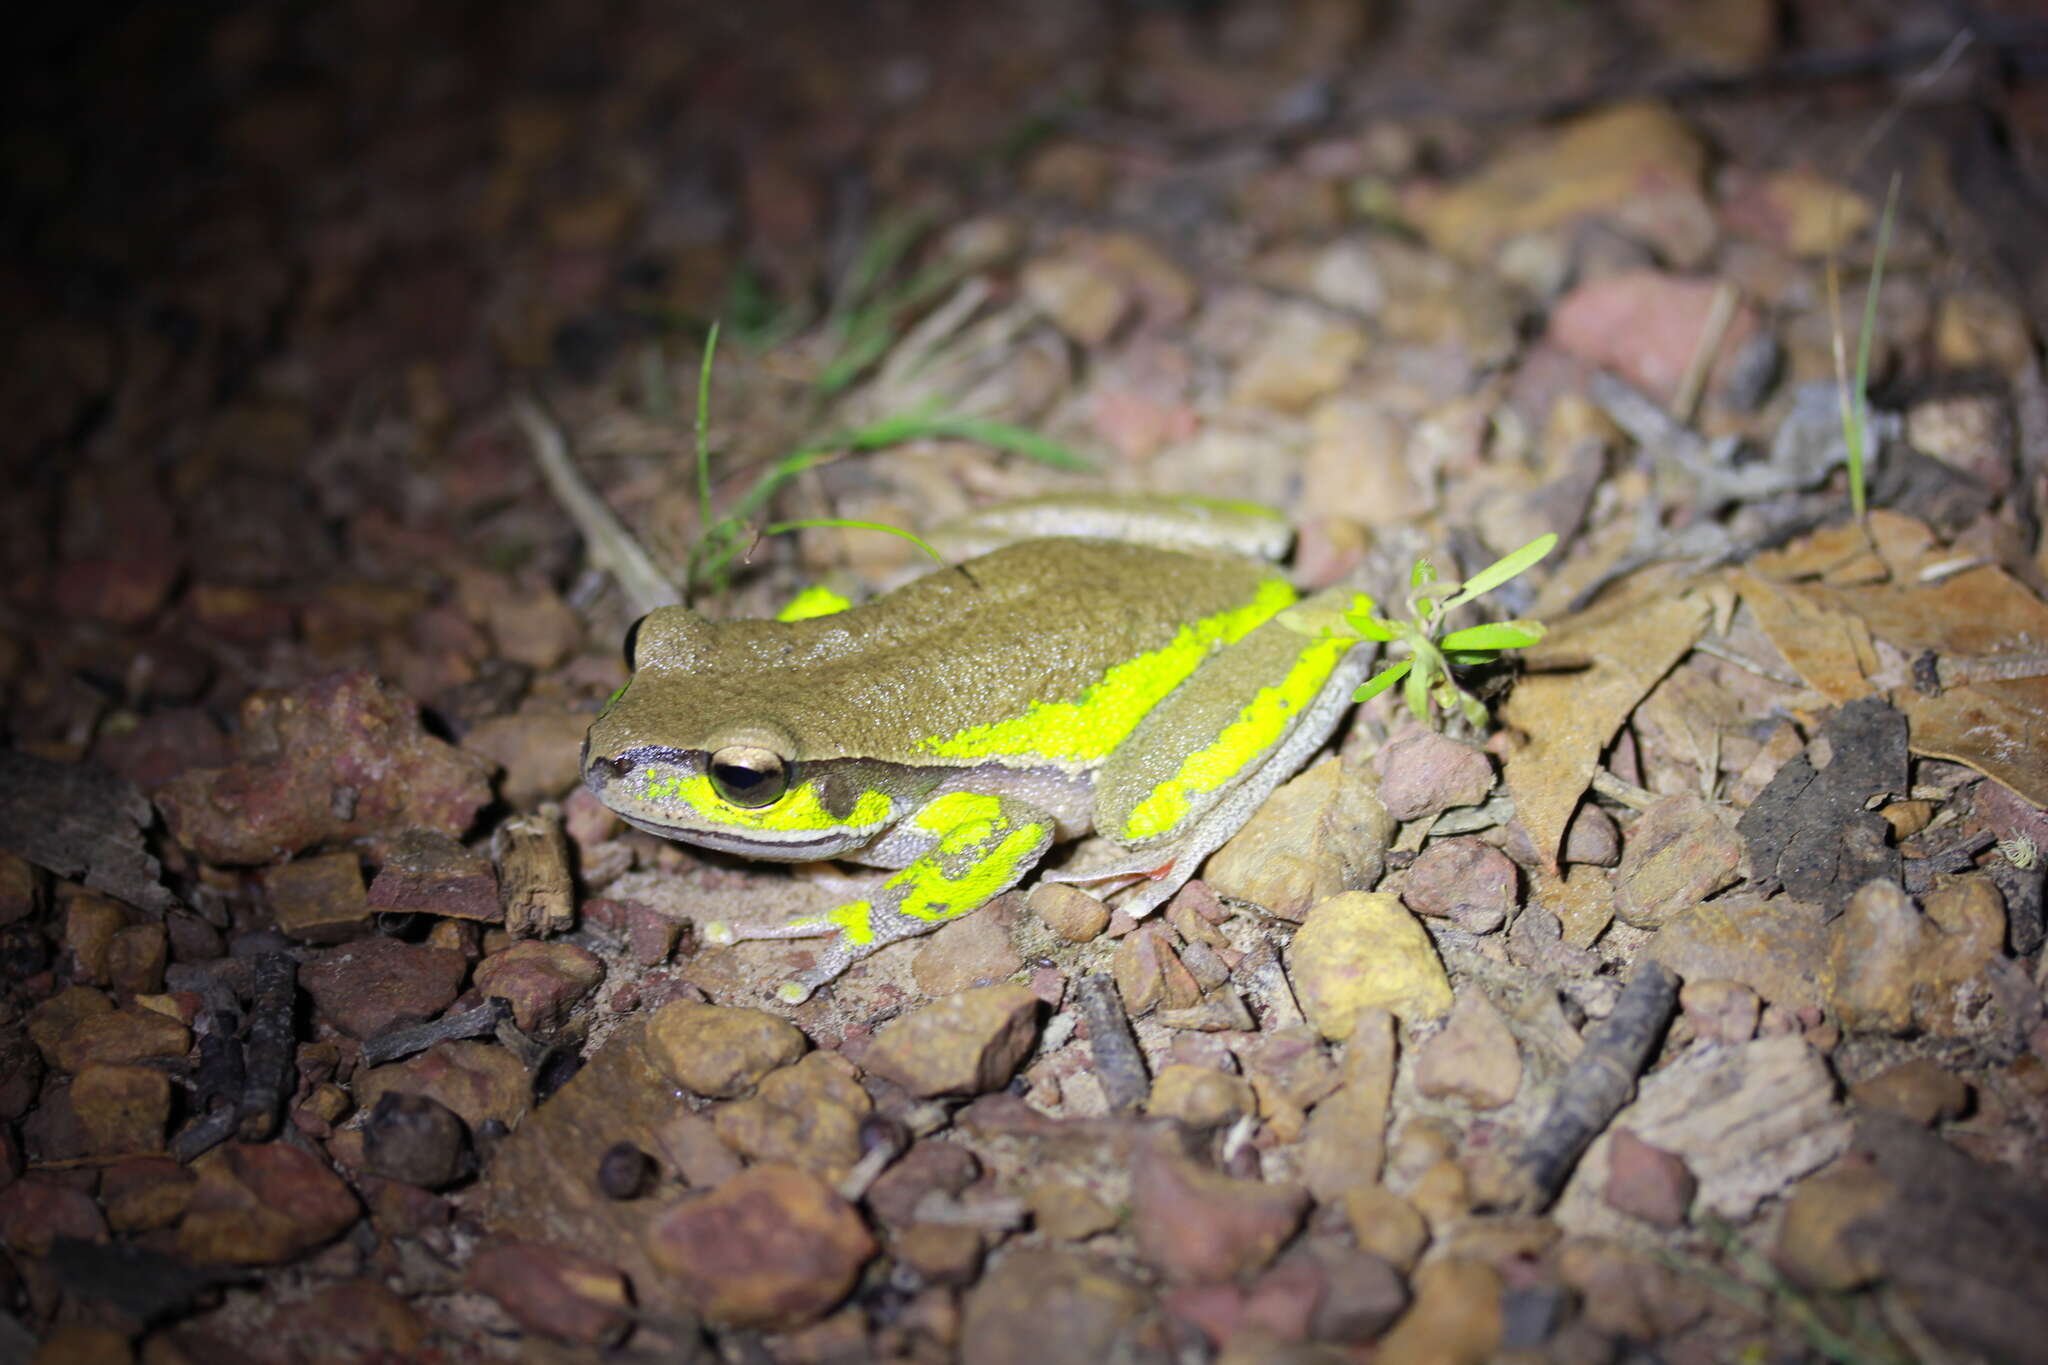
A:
[1410,102,1708,263]
[1285,892,1452,1040]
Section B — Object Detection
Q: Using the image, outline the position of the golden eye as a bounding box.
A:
[708,746,788,808]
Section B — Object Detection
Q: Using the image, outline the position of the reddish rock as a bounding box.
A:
[1413,988,1523,1110]
[468,1239,632,1346]
[1604,1128,1697,1228]
[60,894,125,984]
[1131,1141,1310,1283]
[1402,838,1518,934]
[865,1141,982,1228]
[1614,795,1743,928]
[177,1141,360,1265]
[1678,979,1762,1045]
[472,939,604,1033]
[461,712,588,806]
[0,1177,108,1254]
[1373,730,1494,822]
[1113,923,1203,1015]
[301,936,465,1039]
[156,671,493,865]
[367,828,501,922]
[644,1164,876,1329]
[861,986,1041,1098]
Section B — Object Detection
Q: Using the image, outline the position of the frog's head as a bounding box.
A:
[582,607,897,860]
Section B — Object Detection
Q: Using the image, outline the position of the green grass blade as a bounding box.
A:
[1441,621,1546,651]
[1353,659,1412,704]
[762,518,946,568]
[1444,534,1557,610]
[1847,171,1902,520]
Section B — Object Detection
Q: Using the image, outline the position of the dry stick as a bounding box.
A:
[513,394,682,618]
[1075,974,1150,1115]
[360,996,515,1068]
[236,951,298,1140]
[1511,958,1680,1212]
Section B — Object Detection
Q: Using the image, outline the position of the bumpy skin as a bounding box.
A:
[583,536,1372,1001]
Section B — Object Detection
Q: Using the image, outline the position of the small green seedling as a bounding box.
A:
[1300,533,1556,730]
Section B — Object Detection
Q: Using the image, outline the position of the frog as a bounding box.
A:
[581,496,1379,1003]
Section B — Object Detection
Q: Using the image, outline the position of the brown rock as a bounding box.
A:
[960,1248,1155,1365]
[366,828,500,922]
[1403,838,1517,934]
[1373,731,1493,823]
[1147,1064,1256,1130]
[654,1111,744,1189]
[354,1039,530,1130]
[1229,303,1365,412]
[644,1163,875,1329]
[912,894,1026,995]
[28,1325,133,1365]
[865,1138,979,1228]
[1413,988,1522,1109]
[893,1222,985,1286]
[101,1155,196,1232]
[1205,759,1393,921]
[1027,1181,1119,1241]
[1303,1242,1409,1343]
[362,1091,470,1188]
[1604,1128,1697,1227]
[473,939,604,1033]
[1304,399,1432,527]
[642,1000,806,1098]
[60,894,125,983]
[261,851,370,943]
[71,1064,171,1155]
[1775,1164,1895,1291]
[713,1052,871,1178]
[1375,1256,1502,1365]
[461,712,588,806]
[302,936,465,1039]
[1847,1058,1970,1125]
[1614,795,1743,928]
[1113,923,1202,1016]
[30,988,190,1073]
[1556,1237,1707,1341]
[1649,895,1830,1011]
[177,1141,359,1265]
[1022,254,1131,345]
[1830,878,2006,1036]
[156,671,493,865]
[1299,1010,1396,1200]
[862,985,1040,1098]
[0,1177,108,1254]
[1547,865,1616,949]
[468,1239,632,1346]
[1029,883,1110,943]
[1285,892,1452,1040]
[1678,978,1762,1044]
[105,924,168,994]
[1342,1183,1428,1272]
[1131,1141,1309,1283]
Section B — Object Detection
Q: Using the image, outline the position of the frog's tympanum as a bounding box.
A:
[583,506,1376,1002]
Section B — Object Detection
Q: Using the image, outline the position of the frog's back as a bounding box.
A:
[689,538,1291,769]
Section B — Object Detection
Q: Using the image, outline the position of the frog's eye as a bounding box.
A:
[708,746,788,807]
[622,615,648,668]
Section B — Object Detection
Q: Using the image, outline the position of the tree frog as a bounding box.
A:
[582,499,1378,1003]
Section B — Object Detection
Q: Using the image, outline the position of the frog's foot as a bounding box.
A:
[1039,851,1180,903]
[754,790,1056,1005]
[700,915,843,946]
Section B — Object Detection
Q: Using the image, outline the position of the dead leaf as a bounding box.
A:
[1505,590,1713,871]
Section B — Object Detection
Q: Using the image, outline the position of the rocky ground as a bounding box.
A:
[4,1,2048,1362]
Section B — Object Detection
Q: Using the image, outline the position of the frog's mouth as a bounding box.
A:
[611,809,860,861]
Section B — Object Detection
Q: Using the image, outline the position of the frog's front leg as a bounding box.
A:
[712,790,1055,1005]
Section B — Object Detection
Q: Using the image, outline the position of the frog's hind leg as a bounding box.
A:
[757,790,1056,1005]
[1094,603,1379,918]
